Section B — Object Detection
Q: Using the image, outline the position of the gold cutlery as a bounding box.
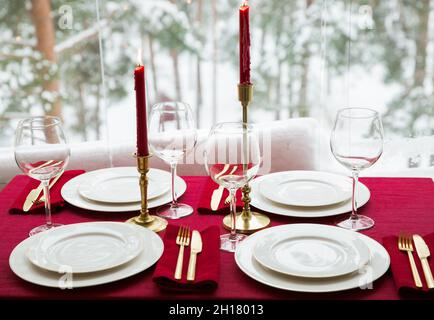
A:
[413,234,434,289]
[174,226,190,280]
[22,160,57,212]
[37,169,65,203]
[187,230,203,282]
[210,164,230,211]
[398,233,422,288]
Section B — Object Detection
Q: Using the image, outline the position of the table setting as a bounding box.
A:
[1,1,434,301]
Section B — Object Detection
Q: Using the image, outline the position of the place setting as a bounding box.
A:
[235,223,390,293]
[61,166,186,213]
[9,221,164,288]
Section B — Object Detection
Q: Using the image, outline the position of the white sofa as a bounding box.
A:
[0,118,320,186]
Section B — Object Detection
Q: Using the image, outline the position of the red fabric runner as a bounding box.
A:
[0,175,433,300]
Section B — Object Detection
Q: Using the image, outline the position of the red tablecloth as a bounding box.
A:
[0,176,433,300]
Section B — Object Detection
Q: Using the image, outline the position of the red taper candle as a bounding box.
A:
[239,1,251,85]
[134,55,149,156]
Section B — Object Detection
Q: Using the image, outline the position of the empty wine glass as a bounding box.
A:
[330,108,383,231]
[14,116,70,236]
[204,122,261,252]
[149,101,197,219]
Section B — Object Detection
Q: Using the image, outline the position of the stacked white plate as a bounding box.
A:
[235,224,390,293]
[61,167,187,212]
[251,170,370,218]
[9,222,164,288]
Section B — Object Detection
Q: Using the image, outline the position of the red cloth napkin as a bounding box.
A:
[153,224,220,292]
[8,170,85,214]
[383,233,434,296]
[197,178,243,215]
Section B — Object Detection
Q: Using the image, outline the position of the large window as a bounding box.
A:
[1,0,433,170]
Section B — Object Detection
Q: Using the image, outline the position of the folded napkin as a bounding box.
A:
[383,233,434,295]
[197,178,243,215]
[9,170,85,214]
[153,224,220,292]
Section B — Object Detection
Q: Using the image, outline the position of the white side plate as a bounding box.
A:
[250,173,370,218]
[253,226,370,278]
[27,223,144,273]
[259,171,352,207]
[78,167,170,203]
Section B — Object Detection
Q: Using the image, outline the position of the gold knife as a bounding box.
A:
[22,160,56,212]
[187,230,202,281]
[23,184,44,212]
[413,234,434,289]
[210,164,230,211]
[23,167,63,212]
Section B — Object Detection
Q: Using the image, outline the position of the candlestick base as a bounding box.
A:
[223,210,270,234]
[125,153,167,233]
[126,215,168,233]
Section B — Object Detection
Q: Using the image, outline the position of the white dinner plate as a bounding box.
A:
[235,224,390,293]
[259,171,352,207]
[250,172,370,218]
[10,222,164,288]
[61,167,187,212]
[253,226,370,278]
[78,167,170,203]
[27,223,144,273]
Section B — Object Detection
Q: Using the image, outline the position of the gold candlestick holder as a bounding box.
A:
[222,83,270,234]
[126,154,167,232]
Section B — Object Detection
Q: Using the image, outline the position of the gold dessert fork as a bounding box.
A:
[174,226,190,280]
[398,232,422,288]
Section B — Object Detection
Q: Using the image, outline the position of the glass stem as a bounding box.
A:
[42,179,52,227]
[170,161,178,208]
[351,170,359,220]
[229,188,237,241]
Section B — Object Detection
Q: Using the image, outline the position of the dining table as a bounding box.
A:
[0,175,433,300]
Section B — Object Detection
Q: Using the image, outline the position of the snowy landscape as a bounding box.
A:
[1,0,433,171]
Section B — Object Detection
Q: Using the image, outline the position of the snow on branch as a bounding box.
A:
[54,18,109,54]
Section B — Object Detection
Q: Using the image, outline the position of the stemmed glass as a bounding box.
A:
[14,116,70,236]
[149,101,197,219]
[204,122,261,252]
[330,108,383,231]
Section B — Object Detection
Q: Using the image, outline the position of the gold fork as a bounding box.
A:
[398,233,422,288]
[223,166,238,205]
[174,226,190,280]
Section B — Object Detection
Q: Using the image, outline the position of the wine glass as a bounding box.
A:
[330,107,383,231]
[204,122,261,252]
[149,101,197,219]
[14,116,70,236]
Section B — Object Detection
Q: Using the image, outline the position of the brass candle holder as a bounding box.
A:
[126,154,167,232]
[222,83,270,234]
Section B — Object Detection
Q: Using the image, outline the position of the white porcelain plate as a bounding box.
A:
[26,223,144,273]
[61,167,187,212]
[250,172,370,218]
[253,226,370,278]
[235,224,390,293]
[259,171,352,207]
[10,222,164,288]
[78,167,170,203]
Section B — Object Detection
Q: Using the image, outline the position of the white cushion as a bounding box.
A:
[0,118,319,184]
